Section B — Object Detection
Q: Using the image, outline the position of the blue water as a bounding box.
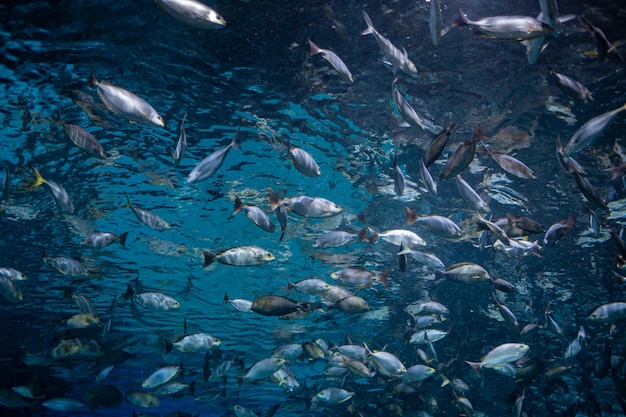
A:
[1,0,626,416]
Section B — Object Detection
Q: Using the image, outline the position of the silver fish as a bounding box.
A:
[308,39,353,83]
[406,209,462,239]
[58,109,106,159]
[0,268,26,281]
[152,0,226,29]
[361,11,417,73]
[418,155,437,195]
[465,343,529,374]
[82,231,129,248]
[202,246,275,266]
[187,134,240,183]
[142,366,180,389]
[270,193,342,218]
[392,74,426,131]
[312,387,354,405]
[436,262,490,283]
[166,333,221,354]
[43,251,89,277]
[452,10,553,40]
[313,230,357,248]
[288,145,321,177]
[589,302,626,322]
[28,166,74,214]
[455,175,490,214]
[397,247,446,270]
[0,275,22,302]
[548,61,593,102]
[563,103,626,156]
[172,111,187,165]
[125,284,181,311]
[88,70,164,128]
[481,142,537,179]
[124,194,171,230]
[243,357,286,382]
[429,0,442,46]
[393,150,405,196]
[232,196,275,233]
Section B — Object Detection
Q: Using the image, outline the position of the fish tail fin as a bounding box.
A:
[451,9,469,28]
[405,206,418,226]
[232,196,245,217]
[87,67,97,87]
[269,190,281,211]
[202,250,217,268]
[223,293,230,303]
[164,339,174,355]
[307,39,321,56]
[117,231,129,248]
[377,270,390,288]
[287,280,294,291]
[361,11,375,35]
[28,165,46,188]
[123,193,131,209]
[231,120,243,150]
[440,374,450,387]
[124,283,135,300]
[56,108,63,126]
[465,360,481,375]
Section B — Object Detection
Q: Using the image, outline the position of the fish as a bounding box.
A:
[543,216,576,247]
[202,246,274,267]
[440,126,484,180]
[393,150,405,196]
[455,175,490,214]
[57,108,106,159]
[66,313,100,329]
[406,208,462,239]
[171,111,187,165]
[429,0,442,46]
[452,10,553,40]
[242,357,286,382]
[231,196,275,233]
[397,247,446,270]
[506,214,545,234]
[0,268,26,281]
[367,228,427,248]
[538,0,561,35]
[125,284,181,311]
[401,364,436,383]
[165,333,221,354]
[142,365,180,389]
[0,275,23,302]
[579,16,624,67]
[42,249,90,277]
[547,61,593,102]
[474,213,511,246]
[42,398,86,412]
[28,165,75,214]
[313,230,358,248]
[418,154,437,195]
[187,129,241,183]
[330,268,389,288]
[364,343,407,377]
[81,231,129,248]
[152,0,226,29]
[1,163,11,202]
[493,295,520,332]
[436,262,490,283]
[125,390,160,408]
[269,193,342,218]
[329,295,370,313]
[124,194,171,230]
[563,103,626,156]
[481,142,537,179]
[408,329,448,345]
[312,387,354,405]
[465,343,530,374]
[589,302,626,322]
[307,39,353,83]
[573,172,608,210]
[250,295,309,317]
[361,11,417,73]
[223,293,253,312]
[424,121,457,167]
[288,144,321,177]
[392,73,426,131]
[88,70,165,128]
[287,277,331,295]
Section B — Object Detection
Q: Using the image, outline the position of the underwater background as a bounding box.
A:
[2,0,626,416]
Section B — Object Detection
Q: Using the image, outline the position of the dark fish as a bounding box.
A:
[393,150,405,197]
[1,163,11,201]
[506,214,545,234]
[250,295,309,316]
[424,121,457,167]
[573,172,608,210]
[440,126,484,180]
[579,16,624,67]
[82,385,123,408]
[172,111,187,166]
[543,216,576,247]
[490,276,517,293]
[547,61,593,102]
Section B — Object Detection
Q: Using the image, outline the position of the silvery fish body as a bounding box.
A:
[397,248,446,270]
[308,39,353,83]
[48,256,89,277]
[429,0,442,46]
[437,262,490,283]
[187,136,239,183]
[82,231,128,248]
[232,197,275,233]
[589,302,626,321]
[454,10,553,40]
[62,121,106,159]
[203,246,275,266]
[455,175,490,214]
[548,63,593,102]
[127,285,181,311]
[0,275,22,302]
[171,333,221,353]
[361,11,417,73]
[0,268,26,281]
[312,387,354,405]
[153,0,226,29]
[288,145,321,177]
[142,366,180,389]
[125,195,171,230]
[89,72,164,128]
[277,195,343,218]
[392,76,426,131]
[313,230,356,248]
[172,111,187,165]
[563,103,626,155]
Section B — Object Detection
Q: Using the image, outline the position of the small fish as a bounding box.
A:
[424,121,457,167]
[409,329,448,345]
[313,230,357,248]
[28,165,74,214]
[481,142,537,179]
[490,276,517,293]
[125,390,160,408]
[0,268,26,281]
[474,213,511,246]
[440,126,484,180]
[125,284,181,311]
[493,295,520,332]
[82,231,129,248]
[429,0,443,46]
[124,194,171,230]
[393,150,405,196]
[367,228,427,248]
[42,398,86,412]
[406,208,462,238]
[187,128,241,183]
[312,387,354,405]
[330,268,389,288]
[465,343,529,374]
[142,365,180,389]
[65,313,100,329]
[288,144,321,177]
[573,172,608,210]
[361,11,417,73]
[152,0,226,29]
[243,357,286,382]
[223,293,253,312]
[455,175,490,214]
[329,295,370,314]
[308,39,353,83]
[171,111,187,165]
[232,196,275,233]
[547,61,593,102]
[165,333,221,354]
[364,343,407,377]
[401,364,436,383]
[57,108,106,159]
[418,154,437,195]
[250,295,309,317]
[42,249,89,277]
[506,214,545,234]
[0,275,23,302]
[270,193,342,218]
[589,302,626,322]
[202,246,274,267]
[563,103,626,156]
[556,134,586,174]
[452,10,553,40]
[579,16,624,67]
[397,247,446,270]
[1,163,11,201]
[543,216,576,247]
[436,262,490,283]
[88,70,164,128]
[392,74,426,131]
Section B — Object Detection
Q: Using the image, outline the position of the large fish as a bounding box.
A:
[152,0,226,29]
[452,10,553,41]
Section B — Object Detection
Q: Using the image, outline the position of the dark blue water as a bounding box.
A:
[1,0,626,416]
